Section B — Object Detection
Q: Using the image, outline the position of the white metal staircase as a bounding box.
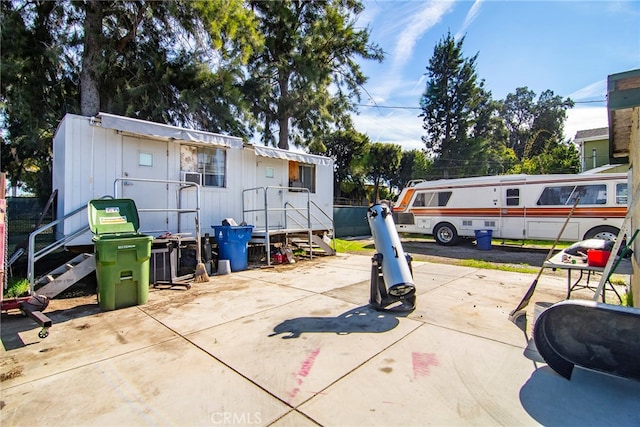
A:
[34,253,96,298]
[289,232,336,257]
[242,186,336,265]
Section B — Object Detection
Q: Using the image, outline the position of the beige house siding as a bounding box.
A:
[607,69,639,306]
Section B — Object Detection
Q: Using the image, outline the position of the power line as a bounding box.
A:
[357,104,421,110]
[357,99,606,110]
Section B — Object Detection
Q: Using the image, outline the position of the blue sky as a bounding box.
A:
[352,0,640,151]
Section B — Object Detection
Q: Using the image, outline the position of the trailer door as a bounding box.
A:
[500,179,526,240]
[120,136,170,234]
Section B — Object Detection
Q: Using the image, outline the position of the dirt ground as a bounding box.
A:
[399,236,552,269]
[353,235,555,273]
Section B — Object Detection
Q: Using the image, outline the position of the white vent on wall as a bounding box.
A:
[181,171,202,185]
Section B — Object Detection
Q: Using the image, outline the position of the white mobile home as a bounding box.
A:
[53,113,334,248]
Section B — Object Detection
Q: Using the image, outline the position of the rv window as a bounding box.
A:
[413,193,426,207]
[437,191,452,206]
[198,147,226,188]
[537,184,606,205]
[412,191,451,207]
[570,185,606,205]
[506,188,519,206]
[616,183,628,205]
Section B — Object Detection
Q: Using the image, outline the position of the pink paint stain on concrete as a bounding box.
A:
[287,348,321,402]
[412,352,439,379]
[298,348,321,377]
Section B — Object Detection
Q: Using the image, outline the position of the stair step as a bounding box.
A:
[36,254,96,298]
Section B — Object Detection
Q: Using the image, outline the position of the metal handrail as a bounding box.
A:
[310,200,334,235]
[28,177,201,291]
[242,186,336,265]
[284,202,310,230]
[309,200,336,253]
[27,195,113,291]
[113,177,200,233]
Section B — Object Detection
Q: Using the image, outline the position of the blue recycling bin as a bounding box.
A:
[212,225,254,271]
[474,229,493,250]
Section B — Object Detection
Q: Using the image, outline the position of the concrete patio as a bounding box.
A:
[2,253,639,426]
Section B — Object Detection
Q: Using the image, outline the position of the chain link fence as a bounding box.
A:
[6,197,55,257]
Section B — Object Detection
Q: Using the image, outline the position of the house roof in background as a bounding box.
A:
[574,127,609,141]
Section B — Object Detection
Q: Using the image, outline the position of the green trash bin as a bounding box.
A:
[88,199,152,311]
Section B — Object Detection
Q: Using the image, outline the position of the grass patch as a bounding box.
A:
[3,278,30,299]
[334,238,375,254]
[495,238,572,250]
[457,259,539,274]
[620,288,634,307]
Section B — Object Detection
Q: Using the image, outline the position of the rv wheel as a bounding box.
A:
[434,223,458,246]
[584,226,619,241]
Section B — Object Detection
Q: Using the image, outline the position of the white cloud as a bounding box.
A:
[565,106,609,141]
[392,1,455,71]
[352,104,608,153]
[367,1,455,102]
[456,0,484,40]
[352,108,424,151]
[567,79,607,101]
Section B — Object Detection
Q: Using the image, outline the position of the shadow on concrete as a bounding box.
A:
[520,366,640,425]
[1,303,100,350]
[269,305,404,339]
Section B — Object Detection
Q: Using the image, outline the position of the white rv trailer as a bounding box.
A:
[393,173,629,245]
[52,113,334,247]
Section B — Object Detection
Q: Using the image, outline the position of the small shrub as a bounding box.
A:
[4,278,30,299]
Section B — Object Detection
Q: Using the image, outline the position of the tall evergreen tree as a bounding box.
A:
[245,0,383,149]
[1,0,261,197]
[1,0,77,198]
[77,0,261,134]
[419,32,491,178]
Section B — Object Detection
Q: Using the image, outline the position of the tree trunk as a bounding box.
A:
[80,0,102,117]
[277,70,290,150]
[278,116,289,150]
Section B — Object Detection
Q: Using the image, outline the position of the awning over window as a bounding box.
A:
[253,145,333,166]
[98,112,243,148]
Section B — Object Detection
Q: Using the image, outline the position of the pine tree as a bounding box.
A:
[245,0,382,149]
[419,32,491,179]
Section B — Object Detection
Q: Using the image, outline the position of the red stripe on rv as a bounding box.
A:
[408,207,627,218]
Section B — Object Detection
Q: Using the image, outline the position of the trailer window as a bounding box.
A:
[506,188,519,206]
[616,183,628,205]
[180,145,226,187]
[537,184,606,205]
[289,161,316,193]
[412,191,451,207]
[199,148,226,187]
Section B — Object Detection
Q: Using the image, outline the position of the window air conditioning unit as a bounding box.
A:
[181,171,202,185]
